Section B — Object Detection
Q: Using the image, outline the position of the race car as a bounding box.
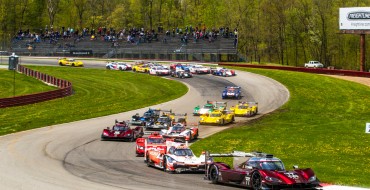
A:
[189,64,211,74]
[161,123,199,142]
[106,61,132,70]
[131,108,161,126]
[193,101,227,116]
[230,101,258,117]
[205,151,321,190]
[170,69,193,78]
[199,110,234,125]
[101,120,144,141]
[132,64,150,73]
[58,58,84,67]
[149,66,170,76]
[222,86,242,99]
[211,67,236,77]
[136,132,166,156]
[145,111,174,131]
[145,141,207,173]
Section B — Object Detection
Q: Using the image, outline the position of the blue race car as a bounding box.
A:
[131,108,161,126]
[222,86,242,99]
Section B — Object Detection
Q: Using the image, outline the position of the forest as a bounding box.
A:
[0,0,370,70]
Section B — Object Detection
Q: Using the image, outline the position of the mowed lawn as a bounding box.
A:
[191,68,370,187]
[0,69,57,98]
[0,66,187,135]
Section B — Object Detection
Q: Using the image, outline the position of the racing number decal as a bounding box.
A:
[285,172,299,179]
[245,176,250,185]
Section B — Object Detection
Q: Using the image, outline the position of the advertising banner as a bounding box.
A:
[340,7,370,30]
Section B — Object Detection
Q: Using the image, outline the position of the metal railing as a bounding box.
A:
[0,65,73,108]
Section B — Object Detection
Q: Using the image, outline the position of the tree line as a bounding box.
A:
[0,0,369,70]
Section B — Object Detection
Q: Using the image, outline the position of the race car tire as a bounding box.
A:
[129,134,135,142]
[232,116,235,122]
[72,63,75,67]
[59,62,63,66]
[146,154,151,167]
[163,156,168,172]
[209,165,219,184]
[251,171,262,190]
[219,119,224,126]
[119,67,123,71]
[133,68,136,72]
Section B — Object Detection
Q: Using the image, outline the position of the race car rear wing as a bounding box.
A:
[238,101,258,106]
[204,151,272,179]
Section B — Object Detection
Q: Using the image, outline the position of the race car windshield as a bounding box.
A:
[238,106,248,109]
[260,161,285,171]
[172,126,184,132]
[113,126,128,131]
[174,149,193,156]
[227,89,235,93]
[210,113,221,117]
[203,105,213,109]
[157,117,167,122]
[148,138,165,143]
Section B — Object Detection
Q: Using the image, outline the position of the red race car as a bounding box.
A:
[205,151,321,190]
[135,132,167,156]
[101,120,144,141]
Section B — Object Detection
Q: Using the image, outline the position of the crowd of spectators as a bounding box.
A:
[12,25,238,50]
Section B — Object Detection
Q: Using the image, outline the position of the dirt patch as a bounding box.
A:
[323,75,370,87]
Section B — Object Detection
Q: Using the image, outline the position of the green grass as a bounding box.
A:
[0,69,57,98]
[0,66,187,135]
[191,68,370,187]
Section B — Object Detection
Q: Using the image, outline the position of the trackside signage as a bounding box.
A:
[340,7,370,30]
[366,123,370,133]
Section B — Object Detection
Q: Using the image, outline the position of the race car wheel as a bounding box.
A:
[59,62,63,66]
[232,116,235,122]
[146,154,151,167]
[163,156,168,172]
[130,133,135,142]
[209,165,219,184]
[119,67,123,71]
[219,119,224,126]
[251,171,262,190]
[72,63,75,66]
[133,68,136,72]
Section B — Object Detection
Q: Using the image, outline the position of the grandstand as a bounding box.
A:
[9,33,241,62]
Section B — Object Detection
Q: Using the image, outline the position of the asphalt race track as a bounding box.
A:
[0,58,290,190]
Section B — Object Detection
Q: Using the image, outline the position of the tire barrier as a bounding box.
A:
[218,63,370,78]
[0,65,73,108]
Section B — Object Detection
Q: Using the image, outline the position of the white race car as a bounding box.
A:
[146,141,207,173]
[160,123,199,142]
[106,62,132,71]
[149,66,170,76]
[189,65,210,74]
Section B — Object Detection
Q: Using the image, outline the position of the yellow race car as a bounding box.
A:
[132,64,150,73]
[230,101,258,117]
[58,58,84,67]
[199,110,234,125]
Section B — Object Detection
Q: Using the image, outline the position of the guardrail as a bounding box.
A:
[219,63,370,78]
[0,65,73,108]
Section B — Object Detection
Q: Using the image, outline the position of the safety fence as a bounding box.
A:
[0,65,73,108]
[219,63,370,78]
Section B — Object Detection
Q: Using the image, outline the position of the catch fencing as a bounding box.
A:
[0,65,73,108]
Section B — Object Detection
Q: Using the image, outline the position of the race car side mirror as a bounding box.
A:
[293,165,299,169]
